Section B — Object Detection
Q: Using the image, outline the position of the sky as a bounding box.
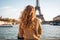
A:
[0,0,60,21]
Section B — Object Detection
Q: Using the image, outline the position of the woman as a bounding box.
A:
[18,5,42,40]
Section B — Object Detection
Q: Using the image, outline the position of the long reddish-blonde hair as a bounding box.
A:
[20,5,37,29]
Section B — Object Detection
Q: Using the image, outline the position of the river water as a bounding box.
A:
[0,24,60,39]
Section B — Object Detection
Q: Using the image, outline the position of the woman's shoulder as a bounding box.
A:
[36,18,42,23]
[36,18,40,22]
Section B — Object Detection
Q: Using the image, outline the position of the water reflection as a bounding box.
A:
[0,24,60,39]
[18,39,40,40]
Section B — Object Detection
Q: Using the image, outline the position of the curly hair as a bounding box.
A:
[20,5,37,29]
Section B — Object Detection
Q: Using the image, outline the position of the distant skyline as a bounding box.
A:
[0,0,60,21]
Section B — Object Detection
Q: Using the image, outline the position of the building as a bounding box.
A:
[53,15,60,21]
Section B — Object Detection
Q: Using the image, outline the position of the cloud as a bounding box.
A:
[0,6,20,19]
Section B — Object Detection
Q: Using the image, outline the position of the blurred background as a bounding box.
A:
[0,0,60,40]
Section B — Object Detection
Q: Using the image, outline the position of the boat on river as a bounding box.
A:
[53,22,60,26]
[0,24,12,27]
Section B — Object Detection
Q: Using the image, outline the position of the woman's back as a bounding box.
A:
[18,18,42,40]
[18,5,42,40]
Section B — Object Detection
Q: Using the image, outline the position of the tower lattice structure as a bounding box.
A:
[35,0,45,21]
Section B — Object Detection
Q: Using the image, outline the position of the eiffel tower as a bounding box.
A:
[35,0,45,21]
